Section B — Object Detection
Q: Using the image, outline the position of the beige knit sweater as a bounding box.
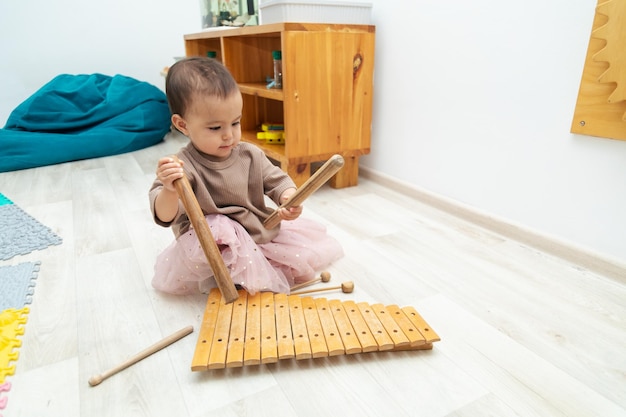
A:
[149,142,295,243]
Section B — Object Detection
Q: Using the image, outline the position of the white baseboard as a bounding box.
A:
[360,167,626,283]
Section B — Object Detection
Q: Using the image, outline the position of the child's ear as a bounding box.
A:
[171,114,189,135]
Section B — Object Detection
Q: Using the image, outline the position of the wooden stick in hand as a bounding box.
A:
[88,325,194,387]
[172,156,239,304]
[264,155,344,229]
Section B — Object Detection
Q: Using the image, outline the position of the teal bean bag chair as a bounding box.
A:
[0,73,171,172]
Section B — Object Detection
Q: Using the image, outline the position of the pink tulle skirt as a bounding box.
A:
[152,214,343,295]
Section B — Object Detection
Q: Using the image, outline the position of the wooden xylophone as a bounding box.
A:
[191,288,440,371]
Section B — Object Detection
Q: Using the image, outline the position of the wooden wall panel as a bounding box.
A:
[571,0,626,141]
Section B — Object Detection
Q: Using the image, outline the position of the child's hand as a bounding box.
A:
[156,157,184,192]
[278,188,303,221]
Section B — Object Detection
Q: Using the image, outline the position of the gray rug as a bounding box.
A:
[0,193,62,261]
[0,261,40,311]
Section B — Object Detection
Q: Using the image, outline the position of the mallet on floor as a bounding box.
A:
[290,281,354,296]
[289,271,332,292]
[88,325,194,387]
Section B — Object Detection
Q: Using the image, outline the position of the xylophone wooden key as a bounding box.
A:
[243,292,261,366]
[357,302,395,351]
[328,299,363,354]
[260,292,278,364]
[401,305,441,345]
[288,295,312,360]
[314,298,346,356]
[208,295,234,369]
[274,293,295,361]
[301,297,329,358]
[340,300,379,353]
[225,290,248,368]
[385,304,427,347]
[370,304,411,348]
[191,289,222,371]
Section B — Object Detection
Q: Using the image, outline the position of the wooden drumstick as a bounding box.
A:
[88,325,194,387]
[289,271,331,291]
[264,155,344,229]
[172,156,239,304]
[291,281,354,296]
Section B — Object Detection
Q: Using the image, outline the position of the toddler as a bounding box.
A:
[149,57,343,295]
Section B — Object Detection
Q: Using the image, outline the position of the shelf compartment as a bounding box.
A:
[241,94,284,131]
[185,38,222,60]
[241,131,286,165]
[222,36,281,84]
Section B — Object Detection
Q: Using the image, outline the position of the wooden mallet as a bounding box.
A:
[290,281,354,296]
[88,325,194,387]
[264,155,344,229]
[172,156,239,304]
[289,271,331,291]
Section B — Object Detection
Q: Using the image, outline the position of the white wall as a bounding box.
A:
[0,0,199,118]
[364,0,626,264]
[1,0,625,264]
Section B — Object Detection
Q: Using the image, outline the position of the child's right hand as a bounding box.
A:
[156,157,184,192]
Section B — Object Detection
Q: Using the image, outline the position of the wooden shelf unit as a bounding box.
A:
[183,22,375,188]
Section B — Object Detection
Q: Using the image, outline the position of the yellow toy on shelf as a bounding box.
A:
[257,123,285,144]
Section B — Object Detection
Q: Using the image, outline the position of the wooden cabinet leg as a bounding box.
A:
[330,156,359,188]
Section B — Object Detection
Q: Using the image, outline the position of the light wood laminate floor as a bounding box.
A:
[1,132,625,417]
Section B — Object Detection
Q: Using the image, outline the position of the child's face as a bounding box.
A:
[173,91,243,160]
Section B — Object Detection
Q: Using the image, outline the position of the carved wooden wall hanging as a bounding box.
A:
[571,0,626,141]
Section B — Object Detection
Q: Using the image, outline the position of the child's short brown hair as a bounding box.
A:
[165,57,239,117]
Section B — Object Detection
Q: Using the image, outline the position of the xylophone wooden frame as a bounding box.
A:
[191,288,440,371]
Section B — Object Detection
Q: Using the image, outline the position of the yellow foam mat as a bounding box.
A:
[0,307,29,384]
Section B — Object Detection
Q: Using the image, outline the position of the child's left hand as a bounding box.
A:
[278,188,303,221]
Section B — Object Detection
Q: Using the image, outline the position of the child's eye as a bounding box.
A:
[232,121,241,127]
[208,126,221,131]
